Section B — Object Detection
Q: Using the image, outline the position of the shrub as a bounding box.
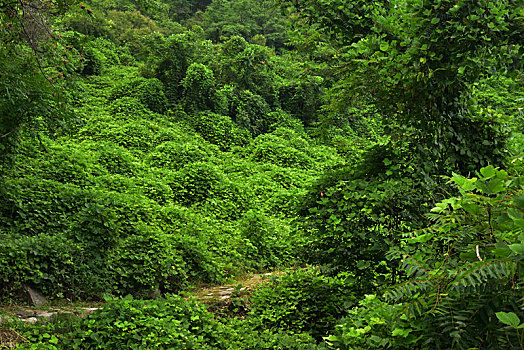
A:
[192,112,251,151]
[110,77,168,113]
[146,141,213,169]
[182,63,216,112]
[14,143,103,186]
[236,210,294,270]
[59,295,234,349]
[0,178,88,236]
[235,90,271,136]
[17,295,323,349]
[0,233,105,301]
[250,131,313,168]
[93,142,139,176]
[108,96,151,117]
[326,295,419,350]
[109,227,187,297]
[170,162,223,205]
[249,268,355,340]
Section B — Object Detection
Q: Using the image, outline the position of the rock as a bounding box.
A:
[22,285,47,306]
[37,312,54,319]
[23,317,39,324]
[149,288,161,300]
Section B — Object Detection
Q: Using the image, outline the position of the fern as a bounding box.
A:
[384,167,524,349]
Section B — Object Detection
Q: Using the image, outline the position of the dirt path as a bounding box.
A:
[191,271,277,303]
[0,271,279,325]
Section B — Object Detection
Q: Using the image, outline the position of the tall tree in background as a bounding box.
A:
[0,0,77,173]
[283,0,523,175]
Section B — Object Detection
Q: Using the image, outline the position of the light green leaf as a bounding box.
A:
[496,312,520,328]
[408,233,434,243]
[508,243,524,255]
[380,42,389,52]
[514,218,524,229]
[431,17,440,24]
[480,165,496,179]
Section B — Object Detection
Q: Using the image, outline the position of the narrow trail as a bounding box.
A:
[191,271,278,304]
[0,271,280,325]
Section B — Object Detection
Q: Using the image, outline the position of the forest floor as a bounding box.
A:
[0,271,281,327]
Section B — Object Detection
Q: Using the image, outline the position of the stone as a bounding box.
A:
[23,317,38,324]
[22,285,47,306]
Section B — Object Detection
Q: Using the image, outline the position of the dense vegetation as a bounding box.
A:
[0,0,522,348]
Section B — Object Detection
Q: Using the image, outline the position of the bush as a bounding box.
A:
[250,131,313,168]
[182,63,216,112]
[60,295,234,349]
[0,233,104,301]
[108,96,152,117]
[14,143,104,186]
[16,295,323,349]
[235,90,271,136]
[110,77,167,113]
[192,112,251,151]
[80,38,121,76]
[93,142,139,176]
[170,162,223,205]
[109,227,187,297]
[0,178,88,236]
[236,210,294,270]
[326,295,419,350]
[110,77,168,113]
[146,141,213,169]
[249,268,355,340]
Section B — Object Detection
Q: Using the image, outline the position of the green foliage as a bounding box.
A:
[109,228,187,296]
[80,38,121,76]
[278,76,323,126]
[202,0,289,49]
[285,0,522,175]
[0,9,77,173]
[250,129,314,168]
[110,76,168,113]
[216,36,277,107]
[326,294,420,350]
[93,142,140,176]
[146,141,213,169]
[169,161,223,205]
[237,210,293,270]
[57,295,234,349]
[249,268,354,340]
[150,33,195,104]
[0,234,87,301]
[182,63,216,111]
[15,295,322,349]
[0,178,88,237]
[192,112,251,150]
[380,166,524,349]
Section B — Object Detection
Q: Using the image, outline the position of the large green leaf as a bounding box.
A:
[496,312,521,328]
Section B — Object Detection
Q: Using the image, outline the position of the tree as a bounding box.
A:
[0,0,78,173]
[282,0,523,174]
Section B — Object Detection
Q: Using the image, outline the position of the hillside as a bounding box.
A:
[0,0,523,348]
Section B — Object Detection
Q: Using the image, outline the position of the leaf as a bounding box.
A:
[496,312,521,328]
[380,42,389,52]
[508,243,524,255]
[431,17,440,24]
[480,165,496,179]
[513,218,524,229]
[407,233,433,243]
[513,193,524,209]
[392,328,412,337]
